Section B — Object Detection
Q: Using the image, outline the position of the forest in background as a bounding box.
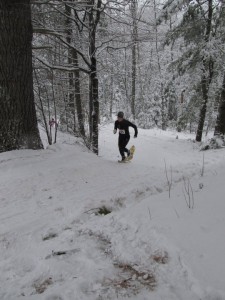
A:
[1,0,225,153]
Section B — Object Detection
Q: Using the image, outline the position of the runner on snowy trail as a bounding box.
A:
[113,111,138,162]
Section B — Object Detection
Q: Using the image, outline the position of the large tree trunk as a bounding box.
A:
[214,74,225,136]
[196,0,213,142]
[0,0,43,152]
[196,61,214,142]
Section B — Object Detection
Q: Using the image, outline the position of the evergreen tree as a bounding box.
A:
[160,0,223,140]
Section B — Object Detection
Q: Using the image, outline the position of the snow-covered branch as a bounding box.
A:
[35,56,90,74]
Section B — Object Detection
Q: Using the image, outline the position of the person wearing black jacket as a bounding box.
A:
[114,111,138,161]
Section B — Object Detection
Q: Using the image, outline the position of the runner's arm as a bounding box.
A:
[128,121,138,137]
[114,121,118,134]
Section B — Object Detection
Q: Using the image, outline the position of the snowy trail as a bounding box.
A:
[100,124,223,189]
[0,126,225,300]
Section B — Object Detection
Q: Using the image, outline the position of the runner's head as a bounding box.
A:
[117,111,124,122]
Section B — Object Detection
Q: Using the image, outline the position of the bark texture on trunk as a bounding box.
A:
[65,4,76,133]
[214,74,225,136]
[92,76,99,154]
[196,0,213,142]
[88,0,101,155]
[196,73,209,142]
[131,0,137,119]
[73,48,86,138]
[0,0,43,152]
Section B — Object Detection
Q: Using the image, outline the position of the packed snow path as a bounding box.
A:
[0,124,225,300]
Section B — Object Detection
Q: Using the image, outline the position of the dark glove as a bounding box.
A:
[134,135,137,138]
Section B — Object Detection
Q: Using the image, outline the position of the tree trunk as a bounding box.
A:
[131,0,137,119]
[92,77,99,154]
[88,1,94,142]
[73,48,86,138]
[0,0,43,152]
[124,46,129,105]
[34,69,52,145]
[65,4,76,133]
[89,50,99,154]
[196,0,213,142]
[131,41,136,119]
[196,73,209,141]
[88,0,101,155]
[214,74,225,136]
[110,65,114,118]
[153,0,166,130]
[65,4,86,138]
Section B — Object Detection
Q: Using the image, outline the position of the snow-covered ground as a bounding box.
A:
[0,124,225,300]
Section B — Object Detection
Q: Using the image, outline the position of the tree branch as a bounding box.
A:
[34,56,90,74]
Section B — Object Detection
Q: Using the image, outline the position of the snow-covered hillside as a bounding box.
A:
[0,124,225,300]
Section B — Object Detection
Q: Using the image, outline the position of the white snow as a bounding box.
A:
[0,124,225,300]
